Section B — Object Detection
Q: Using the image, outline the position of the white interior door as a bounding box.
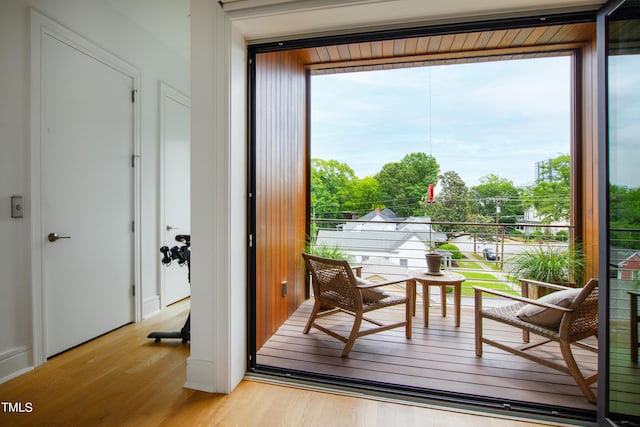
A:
[161,84,191,305]
[42,34,134,357]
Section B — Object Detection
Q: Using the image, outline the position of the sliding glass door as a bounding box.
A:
[599,0,640,423]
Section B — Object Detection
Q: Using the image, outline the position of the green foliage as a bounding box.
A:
[343,176,382,214]
[310,158,356,219]
[375,152,440,217]
[609,184,640,249]
[305,235,351,261]
[438,243,462,259]
[506,244,585,285]
[471,174,524,222]
[463,214,495,240]
[311,158,385,220]
[524,155,570,223]
[424,171,469,231]
[308,245,350,260]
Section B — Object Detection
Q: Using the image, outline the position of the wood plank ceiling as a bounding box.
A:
[291,22,596,74]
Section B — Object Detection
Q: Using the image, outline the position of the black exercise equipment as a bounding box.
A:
[148,234,191,343]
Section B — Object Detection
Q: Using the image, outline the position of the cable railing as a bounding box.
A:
[309,217,577,299]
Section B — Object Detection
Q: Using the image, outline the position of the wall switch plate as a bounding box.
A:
[11,196,24,218]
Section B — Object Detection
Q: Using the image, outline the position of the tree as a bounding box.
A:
[343,176,382,216]
[310,159,355,219]
[609,184,640,249]
[525,155,570,223]
[464,214,497,251]
[425,170,469,231]
[471,174,524,223]
[375,152,440,217]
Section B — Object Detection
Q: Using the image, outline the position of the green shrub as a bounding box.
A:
[506,244,584,285]
[305,242,351,261]
[438,243,462,260]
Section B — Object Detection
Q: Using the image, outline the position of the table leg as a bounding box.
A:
[408,279,416,317]
[424,284,430,328]
[454,283,461,327]
[440,284,447,318]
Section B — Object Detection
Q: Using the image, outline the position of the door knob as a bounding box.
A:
[48,233,71,242]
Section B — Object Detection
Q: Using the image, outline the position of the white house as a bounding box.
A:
[316,208,448,271]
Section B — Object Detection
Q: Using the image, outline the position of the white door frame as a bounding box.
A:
[159,82,191,309]
[29,10,142,366]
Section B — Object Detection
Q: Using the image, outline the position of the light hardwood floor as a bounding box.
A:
[0,299,582,426]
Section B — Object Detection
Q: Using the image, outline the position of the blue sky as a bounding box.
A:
[310,56,572,188]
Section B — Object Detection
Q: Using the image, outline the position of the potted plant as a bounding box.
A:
[424,242,443,275]
[506,243,585,296]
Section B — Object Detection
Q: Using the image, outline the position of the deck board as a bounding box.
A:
[257,297,598,411]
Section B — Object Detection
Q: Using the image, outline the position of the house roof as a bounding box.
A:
[343,208,399,231]
[318,208,447,253]
[316,229,447,253]
[358,207,398,221]
[613,250,640,267]
[397,216,435,232]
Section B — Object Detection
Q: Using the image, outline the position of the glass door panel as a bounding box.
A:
[604,0,640,422]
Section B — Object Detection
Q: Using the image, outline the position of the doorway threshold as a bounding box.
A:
[245,368,597,427]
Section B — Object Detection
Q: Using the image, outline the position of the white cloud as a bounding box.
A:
[311,56,572,187]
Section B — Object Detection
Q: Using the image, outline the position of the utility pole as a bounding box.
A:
[494,197,508,268]
[495,199,500,263]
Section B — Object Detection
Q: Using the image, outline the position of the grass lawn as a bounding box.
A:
[460,280,519,296]
[459,271,497,280]
[484,261,501,271]
[456,260,481,269]
[461,253,501,271]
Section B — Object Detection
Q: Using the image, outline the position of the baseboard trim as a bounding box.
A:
[142,295,161,320]
[185,356,216,393]
[0,346,33,384]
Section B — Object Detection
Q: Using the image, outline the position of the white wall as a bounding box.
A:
[186,0,247,394]
[0,0,189,381]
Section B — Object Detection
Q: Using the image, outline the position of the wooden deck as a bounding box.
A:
[257,292,599,413]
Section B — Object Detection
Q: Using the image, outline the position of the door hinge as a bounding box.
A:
[249,233,253,248]
[131,154,140,168]
[131,221,135,232]
[132,285,135,297]
[131,89,137,103]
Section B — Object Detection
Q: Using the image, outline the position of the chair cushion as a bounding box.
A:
[516,287,581,328]
[355,277,388,302]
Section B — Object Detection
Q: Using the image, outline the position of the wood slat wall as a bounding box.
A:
[255,50,308,350]
[299,23,596,74]
[579,25,599,282]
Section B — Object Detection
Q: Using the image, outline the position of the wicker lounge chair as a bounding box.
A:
[473,278,598,403]
[302,253,412,357]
